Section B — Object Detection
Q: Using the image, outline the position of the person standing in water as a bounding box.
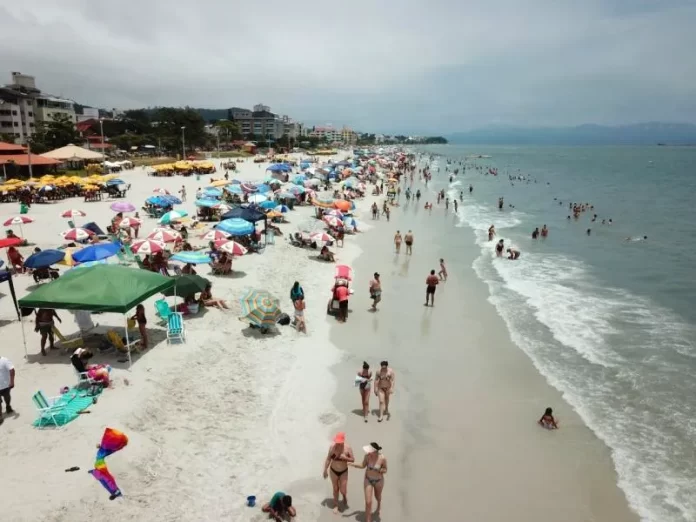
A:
[349,442,388,522]
[323,432,355,514]
[394,231,402,253]
[357,362,372,422]
[404,230,414,255]
[488,225,496,241]
[453,200,458,213]
[425,269,439,306]
[374,361,395,422]
[541,224,549,238]
[498,197,504,210]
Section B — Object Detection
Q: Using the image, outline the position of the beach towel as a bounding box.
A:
[32,386,102,428]
[89,428,129,499]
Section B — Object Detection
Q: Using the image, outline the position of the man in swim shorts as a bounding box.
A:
[404,230,414,255]
[425,269,439,306]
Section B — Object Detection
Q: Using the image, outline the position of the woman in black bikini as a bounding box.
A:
[350,442,387,522]
[495,239,504,257]
[357,362,372,422]
[323,432,354,514]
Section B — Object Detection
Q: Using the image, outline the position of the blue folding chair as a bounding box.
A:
[167,312,186,344]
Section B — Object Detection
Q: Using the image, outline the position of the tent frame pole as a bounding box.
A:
[123,314,132,369]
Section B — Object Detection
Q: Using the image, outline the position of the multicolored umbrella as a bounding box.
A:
[239,289,282,327]
[118,217,142,229]
[324,209,344,219]
[60,209,86,218]
[109,202,136,213]
[200,229,230,242]
[170,251,212,265]
[159,209,188,225]
[61,228,95,242]
[310,231,334,243]
[147,229,181,243]
[130,239,165,255]
[323,216,343,228]
[214,240,248,256]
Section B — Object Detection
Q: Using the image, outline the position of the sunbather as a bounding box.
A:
[182,263,196,275]
[200,284,229,309]
[319,246,336,262]
[72,348,111,386]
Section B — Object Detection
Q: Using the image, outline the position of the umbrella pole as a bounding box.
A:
[124,314,132,369]
[20,312,28,359]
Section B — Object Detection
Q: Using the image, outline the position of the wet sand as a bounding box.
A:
[303,192,640,522]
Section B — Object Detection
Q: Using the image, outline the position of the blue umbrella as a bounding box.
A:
[288,185,306,194]
[225,184,244,195]
[277,191,297,199]
[106,179,126,186]
[267,164,292,173]
[300,162,311,169]
[71,242,122,263]
[71,259,108,270]
[195,198,221,208]
[161,194,182,205]
[256,184,272,194]
[203,187,223,198]
[170,252,212,265]
[258,200,277,210]
[216,218,254,236]
[23,249,65,269]
[274,204,289,213]
[293,175,307,185]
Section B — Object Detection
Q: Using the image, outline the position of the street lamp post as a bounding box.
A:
[99,118,106,172]
[181,126,186,159]
[26,138,33,180]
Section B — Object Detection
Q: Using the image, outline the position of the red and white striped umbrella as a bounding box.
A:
[153,188,170,195]
[310,231,334,243]
[61,228,95,241]
[200,229,229,242]
[214,239,248,256]
[324,209,344,218]
[3,215,34,227]
[60,209,86,218]
[323,215,343,228]
[130,239,165,255]
[147,228,181,243]
[119,217,142,229]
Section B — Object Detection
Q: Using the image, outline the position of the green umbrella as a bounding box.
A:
[161,275,210,297]
[239,289,281,327]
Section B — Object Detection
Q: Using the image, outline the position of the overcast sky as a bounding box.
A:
[1,0,695,133]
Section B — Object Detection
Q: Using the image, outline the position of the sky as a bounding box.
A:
[1,0,695,134]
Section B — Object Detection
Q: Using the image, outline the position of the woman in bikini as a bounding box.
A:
[357,361,372,422]
[349,442,387,522]
[393,231,402,253]
[374,361,395,422]
[322,432,354,514]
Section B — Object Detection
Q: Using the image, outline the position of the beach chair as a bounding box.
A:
[115,250,131,266]
[167,312,186,344]
[32,390,68,429]
[106,329,140,354]
[53,326,84,352]
[68,220,75,229]
[74,366,98,388]
[155,299,172,322]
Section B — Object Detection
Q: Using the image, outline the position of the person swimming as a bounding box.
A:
[538,407,558,429]
[506,248,520,260]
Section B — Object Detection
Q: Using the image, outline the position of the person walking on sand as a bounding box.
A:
[394,231,402,253]
[179,185,187,202]
[374,361,395,422]
[369,273,382,311]
[404,230,414,255]
[293,297,306,333]
[425,269,439,306]
[349,443,388,522]
[35,308,61,356]
[323,432,355,514]
[357,361,372,422]
[0,355,15,425]
[438,259,447,281]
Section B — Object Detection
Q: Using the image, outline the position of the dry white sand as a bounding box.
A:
[0,152,377,522]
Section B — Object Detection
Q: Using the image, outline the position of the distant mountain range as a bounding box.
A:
[447,123,696,145]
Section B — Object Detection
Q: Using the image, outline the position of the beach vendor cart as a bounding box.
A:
[326,265,354,316]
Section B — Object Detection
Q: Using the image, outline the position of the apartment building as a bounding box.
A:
[227,103,285,140]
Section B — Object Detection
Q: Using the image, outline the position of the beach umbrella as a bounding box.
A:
[57,247,81,266]
[293,175,307,185]
[239,289,282,328]
[209,179,230,188]
[72,242,122,263]
[216,218,254,236]
[311,197,334,209]
[266,164,291,173]
[170,251,212,265]
[23,249,65,269]
[310,231,334,243]
[106,179,126,186]
[256,184,272,194]
[70,259,108,270]
[147,229,181,243]
[277,191,297,200]
[333,200,352,212]
[130,239,165,255]
[60,209,86,218]
[161,275,211,297]
[288,185,305,194]
[195,198,219,208]
[162,195,183,205]
[159,209,188,225]
[263,175,279,184]
[118,217,141,229]
[325,209,344,219]
[110,202,136,213]
[3,215,34,236]
[247,194,268,204]
[203,187,223,198]
[323,216,343,228]
[200,229,230,242]
[335,264,354,281]
[258,200,277,210]
[225,184,244,195]
[214,240,248,256]
[274,204,289,213]
[61,227,95,242]
[152,188,170,195]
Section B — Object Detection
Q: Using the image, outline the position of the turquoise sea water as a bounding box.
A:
[420,145,696,522]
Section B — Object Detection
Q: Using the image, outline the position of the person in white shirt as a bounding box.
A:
[0,356,15,424]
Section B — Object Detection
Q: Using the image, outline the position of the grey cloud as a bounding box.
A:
[0,0,694,133]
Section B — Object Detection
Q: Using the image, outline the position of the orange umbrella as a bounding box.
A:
[333,200,352,212]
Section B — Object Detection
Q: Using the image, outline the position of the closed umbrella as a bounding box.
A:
[239,289,281,327]
[61,228,95,242]
[216,218,254,236]
[110,202,136,213]
[159,209,188,225]
[170,252,212,265]
[131,239,165,255]
[214,240,248,256]
[23,249,65,269]
[72,242,122,263]
[161,275,210,297]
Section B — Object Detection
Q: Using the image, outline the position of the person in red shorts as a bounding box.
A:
[335,283,349,323]
[425,269,439,307]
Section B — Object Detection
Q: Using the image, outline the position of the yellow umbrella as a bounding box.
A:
[266,210,283,219]
[209,179,230,188]
[58,247,83,266]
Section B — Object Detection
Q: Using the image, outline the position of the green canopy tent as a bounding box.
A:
[161,275,210,298]
[18,265,175,366]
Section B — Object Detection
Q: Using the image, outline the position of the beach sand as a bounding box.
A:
[0,152,639,522]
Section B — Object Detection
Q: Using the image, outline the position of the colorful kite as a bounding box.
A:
[89,427,129,500]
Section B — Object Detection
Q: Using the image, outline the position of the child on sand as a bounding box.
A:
[131,304,148,349]
[438,259,447,281]
[538,407,559,429]
[293,297,306,333]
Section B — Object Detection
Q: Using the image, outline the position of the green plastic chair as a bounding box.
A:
[154,299,172,321]
[167,312,186,344]
[32,391,68,429]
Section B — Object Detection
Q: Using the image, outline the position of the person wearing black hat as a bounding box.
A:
[349,442,388,522]
[369,273,381,311]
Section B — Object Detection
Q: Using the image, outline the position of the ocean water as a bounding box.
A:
[419,145,696,522]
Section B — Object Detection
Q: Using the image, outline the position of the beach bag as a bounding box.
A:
[277,313,290,326]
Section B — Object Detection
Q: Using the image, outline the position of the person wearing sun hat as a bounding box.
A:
[322,432,354,514]
[349,442,388,522]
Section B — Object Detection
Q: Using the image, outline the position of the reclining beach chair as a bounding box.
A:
[53,326,84,352]
[155,299,172,322]
[167,312,186,344]
[32,390,68,429]
[106,329,140,354]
